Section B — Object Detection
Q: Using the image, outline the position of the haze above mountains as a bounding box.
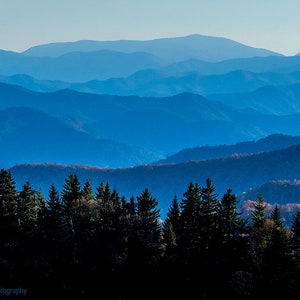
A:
[2,33,300,214]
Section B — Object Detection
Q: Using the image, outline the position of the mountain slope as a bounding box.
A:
[9,144,300,217]
[3,70,300,97]
[0,107,162,168]
[208,84,300,115]
[157,134,300,164]
[0,49,165,81]
[2,82,300,155]
[166,55,300,75]
[22,34,281,62]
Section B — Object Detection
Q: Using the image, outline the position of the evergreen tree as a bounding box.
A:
[120,195,136,216]
[36,189,47,233]
[110,188,121,210]
[81,179,94,203]
[178,182,202,257]
[136,188,161,239]
[219,189,250,298]
[180,182,201,234]
[289,210,300,296]
[0,169,19,287]
[127,187,162,285]
[197,178,222,298]
[163,195,181,238]
[61,174,81,216]
[200,178,220,240]
[103,182,111,202]
[220,188,248,237]
[162,195,181,254]
[259,218,292,298]
[291,210,300,250]
[17,181,38,232]
[270,205,283,228]
[95,181,105,202]
[0,168,19,240]
[251,194,267,230]
[46,184,64,240]
[249,194,280,297]
[0,168,18,217]
[48,184,61,215]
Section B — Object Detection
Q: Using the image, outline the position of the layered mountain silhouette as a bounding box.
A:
[3,70,300,98]
[2,82,300,159]
[208,83,300,115]
[9,143,300,218]
[22,34,281,61]
[0,34,289,83]
[0,49,165,81]
[0,107,162,169]
[157,133,300,164]
[1,33,300,216]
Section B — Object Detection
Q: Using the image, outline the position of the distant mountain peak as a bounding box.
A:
[22,34,282,62]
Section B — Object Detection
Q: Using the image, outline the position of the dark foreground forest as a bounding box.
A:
[0,168,300,299]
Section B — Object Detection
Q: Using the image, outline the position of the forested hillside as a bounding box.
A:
[9,143,300,219]
[1,169,299,299]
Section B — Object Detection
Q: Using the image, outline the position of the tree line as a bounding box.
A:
[0,168,300,299]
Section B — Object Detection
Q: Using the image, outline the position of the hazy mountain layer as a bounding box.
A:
[208,83,300,115]
[3,70,300,98]
[2,82,300,156]
[9,144,300,217]
[22,34,280,62]
[0,107,162,169]
[157,133,300,164]
[0,49,165,81]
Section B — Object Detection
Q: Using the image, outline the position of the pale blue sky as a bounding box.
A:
[1,0,300,55]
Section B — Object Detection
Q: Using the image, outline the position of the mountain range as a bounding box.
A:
[2,82,300,162]
[2,70,300,98]
[1,33,300,213]
[9,142,300,218]
[22,34,280,61]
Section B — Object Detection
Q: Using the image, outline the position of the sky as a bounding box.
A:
[1,0,300,55]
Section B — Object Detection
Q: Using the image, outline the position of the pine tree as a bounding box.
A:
[291,210,300,250]
[110,188,121,210]
[289,210,300,296]
[270,205,283,228]
[0,169,19,283]
[17,181,38,232]
[127,188,161,273]
[95,181,105,202]
[162,195,180,249]
[46,184,64,240]
[48,184,61,215]
[220,188,248,237]
[180,182,201,235]
[136,188,161,240]
[163,195,181,237]
[0,168,18,217]
[36,189,47,233]
[81,179,94,203]
[251,194,267,230]
[200,178,220,237]
[260,215,292,297]
[218,189,250,298]
[121,195,136,216]
[162,221,177,250]
[177,181,203,270]
[129,196,136,216]
[61,174,81,216]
